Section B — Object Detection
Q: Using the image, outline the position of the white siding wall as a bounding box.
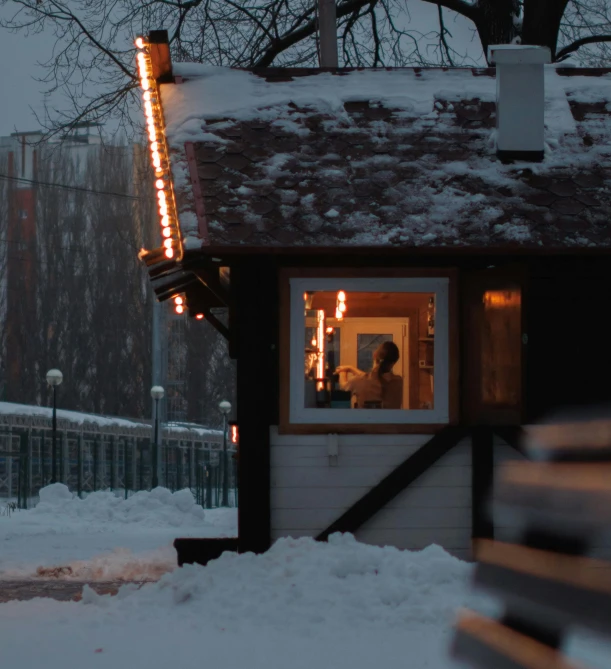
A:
[270,428,472,559]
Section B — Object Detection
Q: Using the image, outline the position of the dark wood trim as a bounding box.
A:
[495,426,528,457]
[279,423,447,435]
[315,426,467,541]
[190,267,230,306]
[279,267,459,279]
[235,260,277,554]
[195,245,611,258]
[200,308,230,340]
[278,272,291,431]
[448,268,460,424]
[174,538,238,566]
[497,149,544,163]
[472,426,494,544]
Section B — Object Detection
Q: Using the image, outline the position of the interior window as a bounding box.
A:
[303,291,436,411]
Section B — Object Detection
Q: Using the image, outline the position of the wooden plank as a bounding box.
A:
[272,463,471,489]
[270,429,431,447]
[496,462,611,530]
[524,420,611,461]
[273,506,471,531]
[315,426,467,540]
[270,442,472,466]
[452,612,581,669]
[473,540,611,635]
[355,527,471,550]
[271,485,471,510]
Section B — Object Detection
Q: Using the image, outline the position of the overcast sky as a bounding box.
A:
[0,2,483,138]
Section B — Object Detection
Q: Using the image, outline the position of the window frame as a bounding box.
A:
[279,268,458,434]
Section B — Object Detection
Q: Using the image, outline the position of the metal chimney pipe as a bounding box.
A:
[488,45,551,162]
[318,0,338,68]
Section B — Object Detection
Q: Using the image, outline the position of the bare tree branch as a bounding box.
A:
[556,31,611,59]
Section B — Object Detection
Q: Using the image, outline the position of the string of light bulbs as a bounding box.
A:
[135,36,183,262]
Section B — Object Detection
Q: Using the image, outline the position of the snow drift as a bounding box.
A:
[87,533,473,635]
[32,484,209,528]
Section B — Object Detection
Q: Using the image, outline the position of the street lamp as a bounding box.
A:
[150,385,164,488]
[46,368,63,484]
[219,400,232,507]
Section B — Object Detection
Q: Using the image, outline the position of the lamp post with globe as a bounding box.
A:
[150,385,165,488]
[219,400,232,506]
[46,369,63,484]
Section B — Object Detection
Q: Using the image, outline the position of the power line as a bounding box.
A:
[0,173,153,201]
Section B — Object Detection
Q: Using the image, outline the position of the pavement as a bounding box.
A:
[0,579,154,603]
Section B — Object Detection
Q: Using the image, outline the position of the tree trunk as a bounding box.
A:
[475,0,521,62]
[521,0,569,59]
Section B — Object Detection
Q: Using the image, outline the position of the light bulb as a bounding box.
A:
[155,178,165,190]
[163,238,172,249]
[338,302,346,313]
[161,215,170,227]
[175,305,184,314]
[165,248,174,259]
[135,37,145,49]
[157,190,166,202]
[175,296,183,305]
[159,204,168,216]
[196,314,204,320]
[141,78,150,90]
[162,227,171,238]
[337,291,346,302]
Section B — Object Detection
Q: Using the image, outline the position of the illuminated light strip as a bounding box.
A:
[316,309,326,390]
[135,37,183,262]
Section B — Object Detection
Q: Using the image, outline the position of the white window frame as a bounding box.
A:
[289,277,450,425]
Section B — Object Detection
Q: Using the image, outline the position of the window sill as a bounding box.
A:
[278,422,453,435]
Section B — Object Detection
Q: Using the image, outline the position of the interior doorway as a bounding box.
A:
[335,317,410,409]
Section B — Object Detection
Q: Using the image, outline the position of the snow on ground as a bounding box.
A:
[0,484,237,580]
[0,533,477,669]
[0,505,606,669]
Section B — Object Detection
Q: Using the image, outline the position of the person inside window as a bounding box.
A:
[336,341,403,409]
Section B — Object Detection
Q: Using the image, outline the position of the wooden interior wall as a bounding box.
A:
[526,256,611,421]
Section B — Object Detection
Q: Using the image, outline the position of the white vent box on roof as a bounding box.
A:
[488,44,551,162]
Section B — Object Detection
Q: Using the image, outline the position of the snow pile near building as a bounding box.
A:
[94,533,474,635]
[0,485,237,579]
[28,484,208,528]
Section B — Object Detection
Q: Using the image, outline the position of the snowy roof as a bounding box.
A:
[160,65,611,249]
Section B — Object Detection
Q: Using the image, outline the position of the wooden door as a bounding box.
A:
[463,268,525,425]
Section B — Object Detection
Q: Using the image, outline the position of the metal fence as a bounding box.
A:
[0,410,237,509]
